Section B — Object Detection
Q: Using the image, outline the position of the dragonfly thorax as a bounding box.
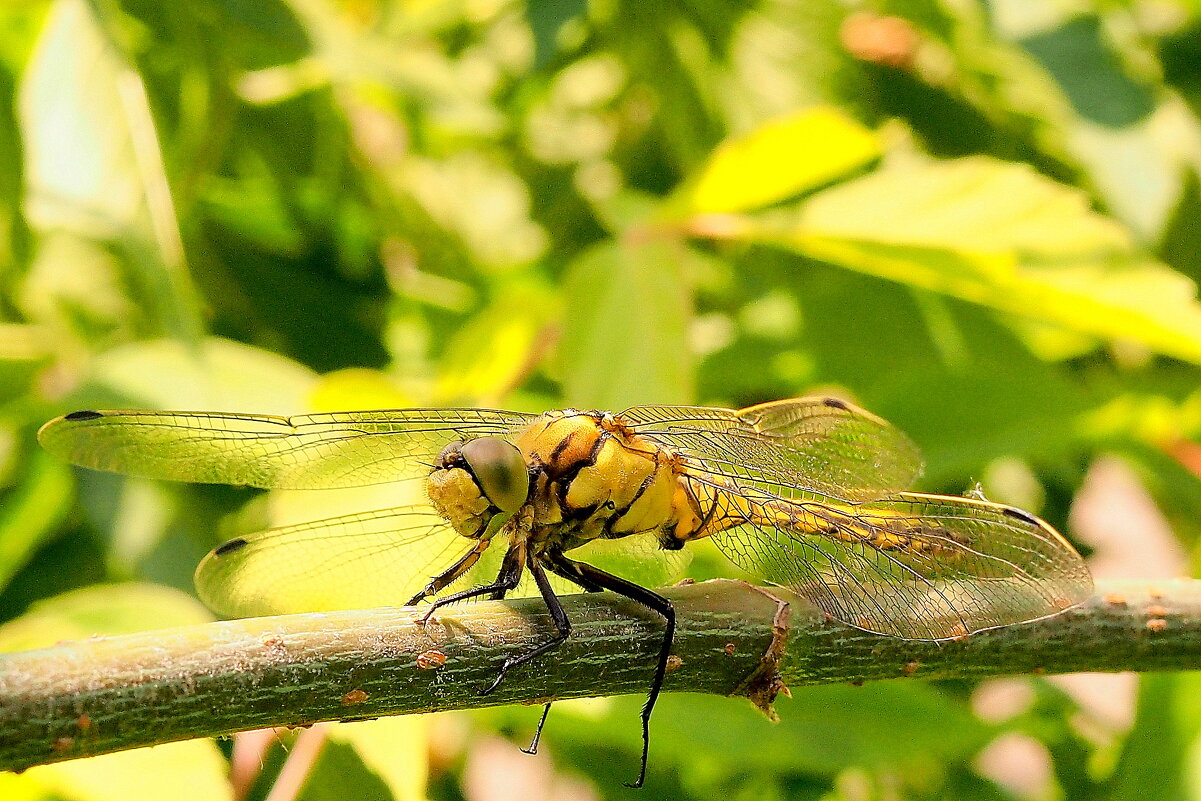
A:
[513,411,681,550]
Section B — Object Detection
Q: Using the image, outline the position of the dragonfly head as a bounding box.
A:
[427,437,530,539]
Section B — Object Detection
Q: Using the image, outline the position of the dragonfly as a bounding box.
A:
[38,396,1093,787]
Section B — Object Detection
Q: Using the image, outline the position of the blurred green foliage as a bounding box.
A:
[3,0,1201,799]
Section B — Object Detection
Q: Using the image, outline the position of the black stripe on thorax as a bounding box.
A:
[602,466,659,538]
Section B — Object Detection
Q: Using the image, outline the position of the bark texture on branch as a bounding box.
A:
[2,578,1198,773]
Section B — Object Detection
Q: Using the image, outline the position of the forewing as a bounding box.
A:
[708,490,1093,640]
[38,408,533,489]
[194,506,473,616]
[621,397,922,503]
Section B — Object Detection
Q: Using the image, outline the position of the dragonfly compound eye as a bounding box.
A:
[459,437,529,513]
[427,437,529,540]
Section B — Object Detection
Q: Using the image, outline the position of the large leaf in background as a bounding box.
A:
[1106,674,1201,801]
[436,281,559,407]
[1,742,232,801]
[653,685,990,775]
[791,265,1087,483]
[17,0,200,341]
[82,337,317,413]
[557,239,694,410]
[1013,13,1197,241]
[0,447,72,594]
[484,683,991,793]
[19,0,141,237]
[674,107,880,215]
[0,582,212,652]
[730,157,1201,364]
[321,718,429,801]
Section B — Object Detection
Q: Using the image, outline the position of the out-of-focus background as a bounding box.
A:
[3,0,1201,799]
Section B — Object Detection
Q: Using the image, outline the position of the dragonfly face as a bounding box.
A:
[37,397,1094,787]
[427,437,528,540]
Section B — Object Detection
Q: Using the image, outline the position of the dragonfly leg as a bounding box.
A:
[405,539,490,606]
[544,556,605,592]
[520,702,554,755]
[418,540,525,624]
[547,553,674,789]
[481,560,570,696]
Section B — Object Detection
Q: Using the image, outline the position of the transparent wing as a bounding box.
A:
[195,503,591,617]
[38,408,533,489]
[707,490,1093,640]
[195,506,476,616]
[571,531,693,588]
[621,396,922,503]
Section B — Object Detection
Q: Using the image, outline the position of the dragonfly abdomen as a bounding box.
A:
[670,471,971,558]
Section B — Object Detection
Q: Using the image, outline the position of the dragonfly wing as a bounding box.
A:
[569,531,693,589]
[708,491,1092,640]
[38,408,533,489]
[195,506,478,616]
[621,397,922,503]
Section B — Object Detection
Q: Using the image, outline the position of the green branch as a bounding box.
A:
[1,578,1197,772]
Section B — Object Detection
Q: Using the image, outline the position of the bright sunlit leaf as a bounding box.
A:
[0,583,212,653]
[436,282,559,407]
[739,157,1201,364]
[18,0,200,341]
[308,368,416,412]
[19,0,140,236]
[680,107,880,215]
[89,337,317,413]
[327,718,430,801]
[15,742,232,801]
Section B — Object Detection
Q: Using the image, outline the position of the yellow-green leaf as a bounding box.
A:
[679,107,880,215]
[795,156,1129,254]
[0,583,212,653]
[89,336,317,413]
[327,718,430,801]
[16,742,231,801]
[18,0,201,341]
[436,282,559,406]
[557,239,694,410]
[740,157,1201,364]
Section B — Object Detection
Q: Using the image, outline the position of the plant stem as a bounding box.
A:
[1,578,1196,772]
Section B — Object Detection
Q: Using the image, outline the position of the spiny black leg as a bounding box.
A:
[550,553,674,789]
[405,540,489,606]
[418,540,525,624]
[481,560,571,696]
[544,555,605,593]
[521,703,553,755]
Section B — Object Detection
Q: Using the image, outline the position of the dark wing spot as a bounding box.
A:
[1001,507,1039,526]
[64,410,104,421]
[213,538,249,557]
[822,397,849,410]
